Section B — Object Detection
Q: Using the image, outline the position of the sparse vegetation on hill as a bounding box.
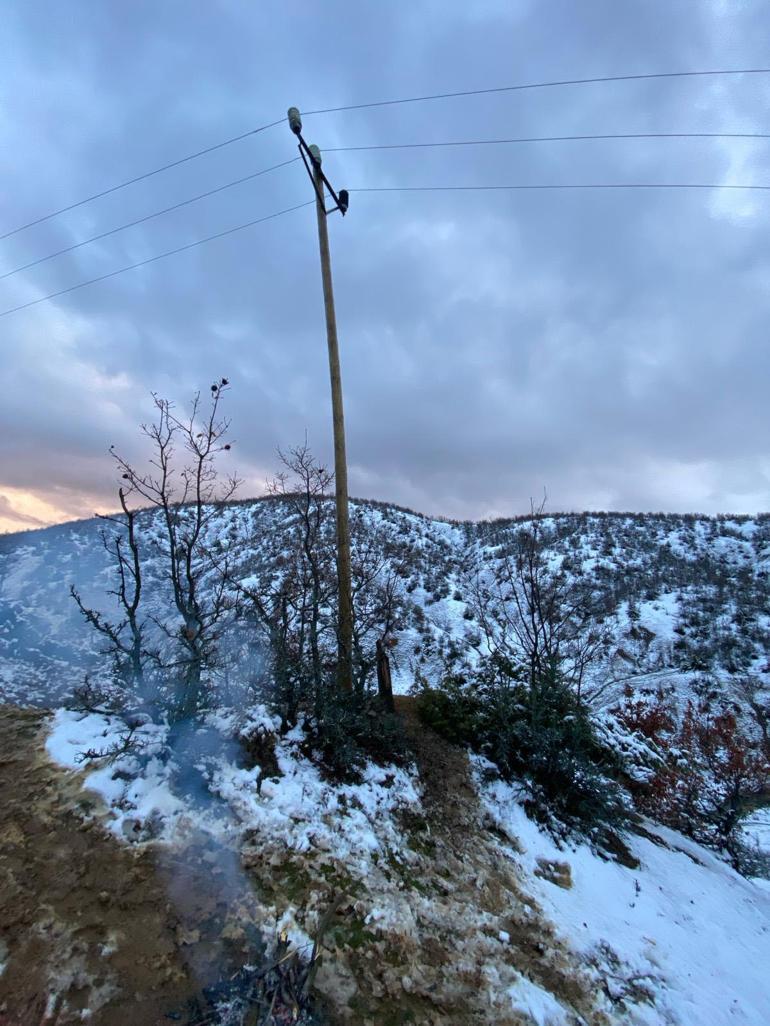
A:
[1,395,770,1022]
[2,474,769,840]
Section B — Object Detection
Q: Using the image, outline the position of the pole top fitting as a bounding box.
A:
[287,107,302,135]
[308,144,322,167]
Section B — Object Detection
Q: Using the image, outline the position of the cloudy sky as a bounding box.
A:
[1,1,768,531]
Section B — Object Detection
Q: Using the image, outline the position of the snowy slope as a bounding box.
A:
[1,501,767,709]
[477,758,770,1025]
[43,706,770,1026]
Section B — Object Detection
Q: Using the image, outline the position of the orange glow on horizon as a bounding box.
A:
[0,486,113,534]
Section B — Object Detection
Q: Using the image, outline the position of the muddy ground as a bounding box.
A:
[0,706,277,1026]
[0,701,609,1026]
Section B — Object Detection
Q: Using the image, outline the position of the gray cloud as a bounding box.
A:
[1,1,769,523]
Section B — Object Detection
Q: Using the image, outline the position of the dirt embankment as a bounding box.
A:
[0,707,263,1026]
[387,697,604,1025]
[0,701,606,1026]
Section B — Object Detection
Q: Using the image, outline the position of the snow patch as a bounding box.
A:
[474,757,770,1026]
[507,974,570,1025]
[45,706,421,863]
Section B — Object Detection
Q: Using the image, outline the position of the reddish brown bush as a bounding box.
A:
[614,685,675,747]
[614,689,770,854]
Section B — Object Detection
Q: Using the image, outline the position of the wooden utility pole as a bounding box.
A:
[288,108,353,692]
[312,159,353,692]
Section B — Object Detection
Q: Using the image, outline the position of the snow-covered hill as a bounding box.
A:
[3,500,770,1024]
[1,500,768,711]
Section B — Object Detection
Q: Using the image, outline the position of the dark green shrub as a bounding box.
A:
[417,674,485,744]
[418,659,626,832]
[303,689,409,783]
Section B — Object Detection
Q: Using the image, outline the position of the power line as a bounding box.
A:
[0,118,286,242]
[328,131,770,153]
[20,134,756,282]
[4,68,768,242]
[0,157,300,281]
[0,200,313,319]
[302,68,770,117]
[10,133,761,283]
[8,134,762,283]
[2,178,766,319]
[350,182,770,193]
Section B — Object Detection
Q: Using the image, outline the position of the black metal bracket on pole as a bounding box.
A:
[287,107,348,216]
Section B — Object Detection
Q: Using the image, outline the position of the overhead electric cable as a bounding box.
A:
[0,199,313,318]
[0,117,286,242]
[4,67,768,241]
[0,156,300,281]
[302,68,770,117]
[328,131,770,153]
[350,182,770,193]
[3,178,767,319]
[21,135,755,281]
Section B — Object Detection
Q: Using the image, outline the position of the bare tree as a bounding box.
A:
[223,446,404,723]
[268,443,336,696]
[467,500,607,716]
[348,507,405,700]
[735,674,770,757]
[71,485,150,700]
[220,444,336,725]
[266,448,406,701]
[109,381,240,720]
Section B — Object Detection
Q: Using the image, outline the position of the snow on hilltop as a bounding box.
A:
[1,499,768,710]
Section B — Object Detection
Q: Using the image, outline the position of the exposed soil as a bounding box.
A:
[394,696,480,835]
[0,700,609,1026]
[0,706,267,1026]
[316,697,609,1026]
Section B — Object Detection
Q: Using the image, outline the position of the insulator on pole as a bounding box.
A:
[287,107,302,135]
[308,144,322,167]
[338,189,349,215]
